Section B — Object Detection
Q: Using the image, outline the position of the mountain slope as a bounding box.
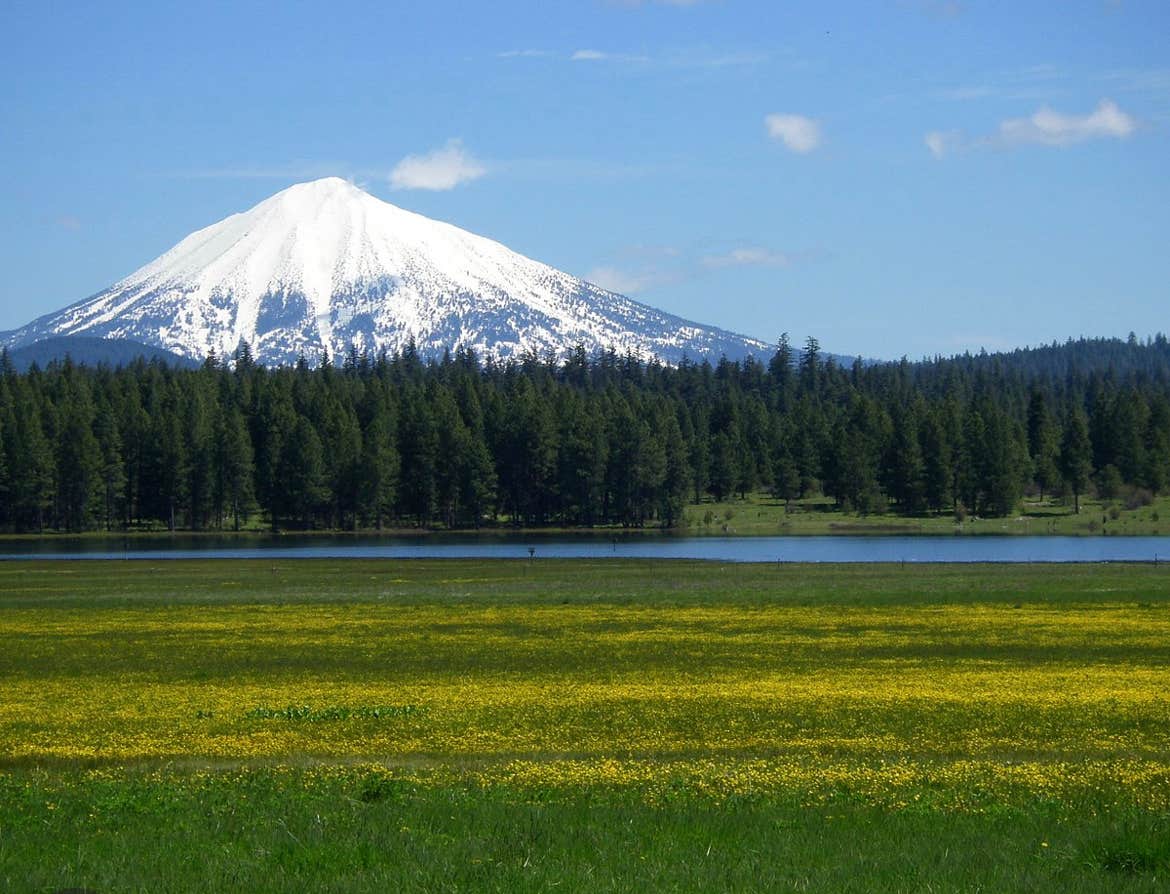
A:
[3,336,198,372]
[5,178,768,366]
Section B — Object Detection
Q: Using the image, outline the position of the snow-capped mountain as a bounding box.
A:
[5,178,768,366]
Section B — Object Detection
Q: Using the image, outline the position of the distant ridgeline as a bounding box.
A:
[2,336,198,372]
[0,333,1168,533]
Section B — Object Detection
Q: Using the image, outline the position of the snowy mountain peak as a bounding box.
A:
[6,179,768,366]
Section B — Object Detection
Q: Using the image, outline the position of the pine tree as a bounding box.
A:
[94,401,126,531]
[768,332,794,411]
[919,408,953,512]
[321,400,363,529]
[0,412,9,527]
[215,406,256,531]
[432,385,471,527]
[9,385,55,532]
[556,391,605,525]
[687,407,711,504]
[981,406,1027,518]
[253,380,297,530]
[280,417,329,527]
[397,389,438,524]
[1143,396,1170,494]
[54,375,102,532]
[184,383,216,530]
[1061,405,1093,515]
[1026,388,1061,500]
[636,415,667,526]
[799,336,820,397]
[888,404,926,513]
[708,431,735,503]
[358,400,400,530]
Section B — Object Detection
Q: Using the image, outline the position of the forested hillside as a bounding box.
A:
[1,335,1168,533]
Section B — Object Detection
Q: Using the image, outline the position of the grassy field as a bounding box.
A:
[2,559,1169,891]
[683,491,1170,536]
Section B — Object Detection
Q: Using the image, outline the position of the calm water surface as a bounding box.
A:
[2,534,1169,563]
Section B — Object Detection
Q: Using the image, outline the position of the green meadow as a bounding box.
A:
[2,559,1169,892]
[683,491,1170,537]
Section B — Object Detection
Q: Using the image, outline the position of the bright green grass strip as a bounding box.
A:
[2,769,1169,894]
[2,558,1170,609]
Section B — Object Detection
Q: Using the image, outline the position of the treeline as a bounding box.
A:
[1,335,1168,533]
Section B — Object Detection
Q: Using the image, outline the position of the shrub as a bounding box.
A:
[1123,488,1154,511]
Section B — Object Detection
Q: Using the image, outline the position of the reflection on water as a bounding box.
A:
[1,534,1169,563]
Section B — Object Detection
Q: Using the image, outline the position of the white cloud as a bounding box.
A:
[389,140,486,191]
[572,49,609,61]
[585,266,659,295]
[997,98,1136,146]
[926,99,1137,158]
[702,247,791,269]
[764,114,822,154]
[924,129,961,159]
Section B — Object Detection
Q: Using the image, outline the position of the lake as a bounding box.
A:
[1,533,1169,563]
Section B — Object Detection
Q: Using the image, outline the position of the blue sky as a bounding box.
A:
[1,0,1167,359]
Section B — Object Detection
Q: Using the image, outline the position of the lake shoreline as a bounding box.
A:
[3,533,1168,564]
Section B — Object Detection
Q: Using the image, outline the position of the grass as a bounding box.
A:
[9,770,1170,893]
[683,491,1170,536]
[3,491,1166,543]
[2,559,1170,891]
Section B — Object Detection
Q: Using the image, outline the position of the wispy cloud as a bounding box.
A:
[702,247,791,269]
[924,129,962,159]
[499,47,765,70]
[587,242,807,296]
[571,48,652,63]
[585,245,689,296]
[586,266,655,295]
[926,99,1137,158]
[389,139,486,191]
[1098,67,1170,95]
[497,49,555,59]
[932,64,1069,104]
[998,99,1136,146]
[764,114,822,154]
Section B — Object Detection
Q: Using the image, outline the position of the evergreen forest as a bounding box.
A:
[1,334,1169,533]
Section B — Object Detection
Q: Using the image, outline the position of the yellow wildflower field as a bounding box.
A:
[3,575,1169,809]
